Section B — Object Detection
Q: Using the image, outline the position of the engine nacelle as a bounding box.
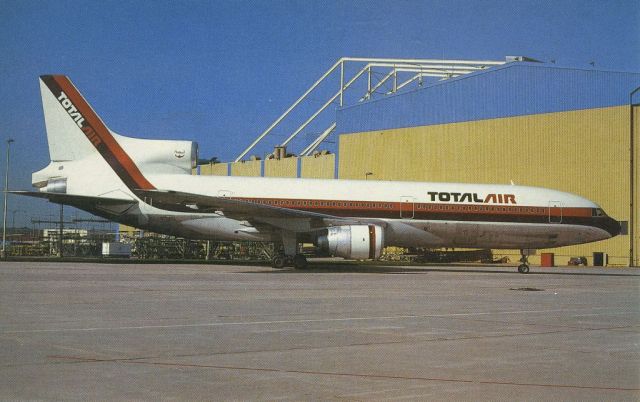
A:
[316,225,384,260]
[116,135,198,175]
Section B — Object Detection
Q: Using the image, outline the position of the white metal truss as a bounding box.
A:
[235,57,507,161]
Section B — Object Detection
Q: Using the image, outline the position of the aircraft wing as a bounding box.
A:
[135,189,380,232]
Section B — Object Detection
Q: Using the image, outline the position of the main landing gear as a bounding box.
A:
[271,231,308,269]
[271,253,308,269]
[518,249,530,274]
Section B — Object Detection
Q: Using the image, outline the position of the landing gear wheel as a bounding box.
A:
[518,249,531,274]
[271,255,286,269]
[293,254,308,269]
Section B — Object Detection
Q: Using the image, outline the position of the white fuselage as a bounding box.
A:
[108,173,615,250]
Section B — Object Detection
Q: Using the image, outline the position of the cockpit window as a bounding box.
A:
[592,208,605,217]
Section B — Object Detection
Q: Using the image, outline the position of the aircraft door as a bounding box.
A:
[548,201,563,223]
[400,196,415,219]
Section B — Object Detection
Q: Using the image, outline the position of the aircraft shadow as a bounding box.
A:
[244,263,640,277]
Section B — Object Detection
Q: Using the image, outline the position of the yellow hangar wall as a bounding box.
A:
[300,154,336,179]
[231,160,262,176]
[264,157,297,178]
[198,154,336,179]
[199,162,228,176]
[338,105,639,266]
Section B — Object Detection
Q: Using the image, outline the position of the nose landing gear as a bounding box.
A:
[518,249,530,274]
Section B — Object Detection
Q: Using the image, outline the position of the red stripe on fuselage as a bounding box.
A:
[231,196,594,219]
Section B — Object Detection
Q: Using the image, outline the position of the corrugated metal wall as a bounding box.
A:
[200,155,337,179]
[264,158,298,178]
[199,163,228,176]
[338,105,636,266]
[230,160,261,177]
[300,154,335,179]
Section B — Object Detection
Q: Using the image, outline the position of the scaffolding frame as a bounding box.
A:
[235,57,506,161]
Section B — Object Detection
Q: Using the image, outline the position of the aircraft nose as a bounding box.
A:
[603,217,621,237]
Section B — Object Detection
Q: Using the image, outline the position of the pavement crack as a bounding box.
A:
[47,356,640,393]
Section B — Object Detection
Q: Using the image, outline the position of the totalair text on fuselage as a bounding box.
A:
[427,192,517,204]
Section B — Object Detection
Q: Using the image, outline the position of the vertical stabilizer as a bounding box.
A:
[38,75,155,190]
[39,76,99,162]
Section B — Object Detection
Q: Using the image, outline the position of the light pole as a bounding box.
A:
[11,209,24,230]
[2,138,14,258]
[630,86,640,267]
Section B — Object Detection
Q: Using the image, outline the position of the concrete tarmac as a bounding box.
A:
[0,261,638,401]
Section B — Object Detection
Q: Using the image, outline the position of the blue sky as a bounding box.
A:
[0,0,638,227]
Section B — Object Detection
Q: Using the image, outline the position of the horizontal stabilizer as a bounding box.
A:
[10,191,137,210]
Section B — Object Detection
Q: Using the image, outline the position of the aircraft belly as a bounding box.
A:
[389,220,610,249]
[145,215,270,241]
[383,220,444,247]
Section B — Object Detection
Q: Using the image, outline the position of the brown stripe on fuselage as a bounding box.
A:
[232,196,593,218]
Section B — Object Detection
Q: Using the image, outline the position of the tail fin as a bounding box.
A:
[38,75,155,190]
[39,76,97,162]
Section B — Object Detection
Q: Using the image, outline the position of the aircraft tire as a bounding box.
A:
[272,255,286,269]
[293,254,308,269]
[518,264,530,274]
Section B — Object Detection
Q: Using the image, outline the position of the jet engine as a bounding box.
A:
[316,225,384,260]
[115,135,198,175]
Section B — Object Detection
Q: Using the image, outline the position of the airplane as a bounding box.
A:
[13,75,621,273]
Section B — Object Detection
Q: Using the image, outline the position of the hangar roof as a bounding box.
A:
[336,62,640,134]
